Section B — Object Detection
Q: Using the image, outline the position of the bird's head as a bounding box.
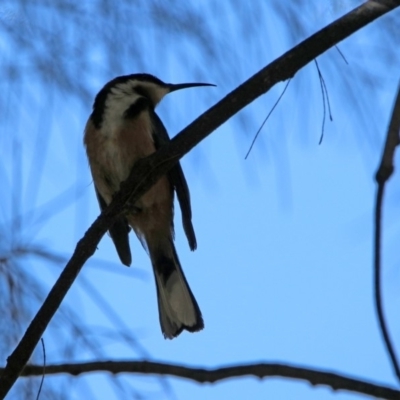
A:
[90,73,214,130]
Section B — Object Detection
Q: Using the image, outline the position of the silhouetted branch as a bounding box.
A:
[12,360,400,399]
[1,1,399,397]
[374,80,400,380]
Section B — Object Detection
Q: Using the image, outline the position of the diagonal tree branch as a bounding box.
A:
[11,360,400,400]
[1,1,399,398]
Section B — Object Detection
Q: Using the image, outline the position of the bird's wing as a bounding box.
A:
[95,186,132,266]
[150,110,197,251]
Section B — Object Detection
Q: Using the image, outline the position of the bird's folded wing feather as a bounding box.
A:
[150,111,197,251]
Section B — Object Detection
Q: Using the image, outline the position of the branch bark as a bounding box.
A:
[1,1,399,398]
[374,81,400,380]
[10,361,399,400]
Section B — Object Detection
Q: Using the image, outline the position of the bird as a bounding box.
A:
[83,73,214,339]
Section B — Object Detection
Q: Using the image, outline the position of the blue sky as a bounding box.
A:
[2,1,400,399]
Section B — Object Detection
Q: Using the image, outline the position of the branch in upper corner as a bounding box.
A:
[374,80,400,381]
[12,361,400,400]
[1,1,399,398]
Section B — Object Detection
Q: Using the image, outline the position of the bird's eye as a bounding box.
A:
[135,86,148,98]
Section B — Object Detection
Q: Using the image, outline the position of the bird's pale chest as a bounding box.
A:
[85,112,156,201]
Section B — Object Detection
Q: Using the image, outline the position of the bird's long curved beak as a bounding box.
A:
[167,82,216,93]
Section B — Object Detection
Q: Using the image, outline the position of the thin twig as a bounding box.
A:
[374,80,400,381]
[315,59,333,144]
[244,79,291,159]
[335,45,349,65]
[35,338,45,400]
[320,73,333,122]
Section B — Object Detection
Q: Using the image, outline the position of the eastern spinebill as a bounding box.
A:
[84,73,214,338]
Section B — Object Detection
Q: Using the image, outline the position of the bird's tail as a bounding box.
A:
[147,237,203,339]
